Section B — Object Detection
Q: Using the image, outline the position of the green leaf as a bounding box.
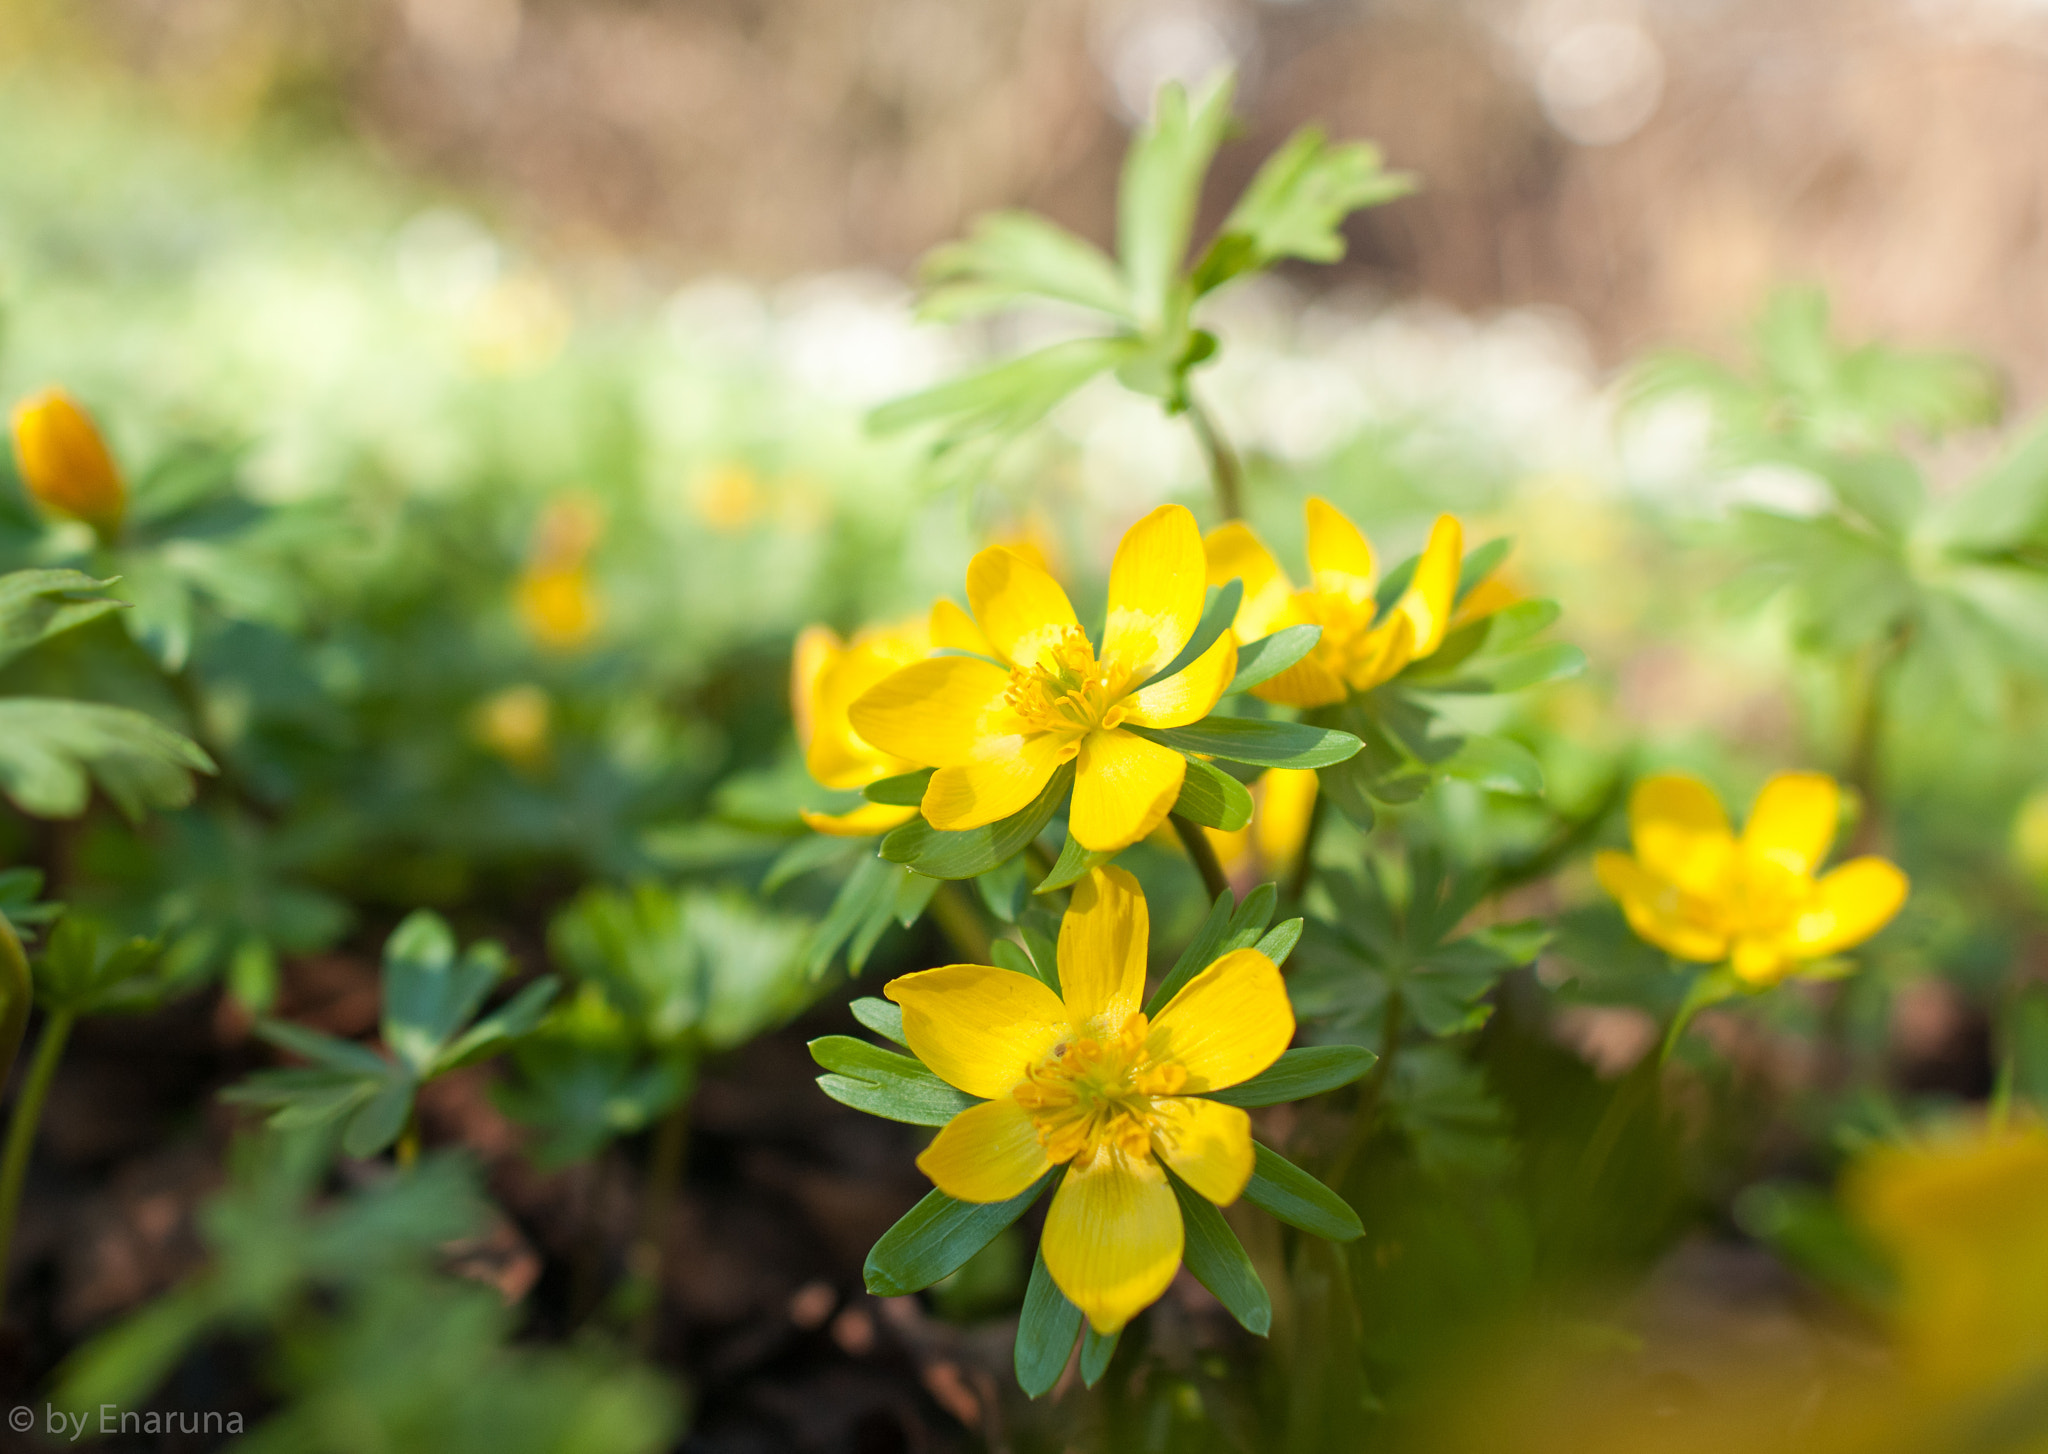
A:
[810,1036,980,1126]
[990,938,1055,994]
[1137,580,1240,691]
[1224,882,1279,951]
[976,855,1029,923]
[759,834,859,895]
[1455,539,1513,603]
[1165,1168,1271,1335]
[1243,1142,1362,1241]
[1127,718,1361,769]
[1080,1325,1120,1389]
[1254,918,1303,968]
[807,853,898,978]
[0,569,124,669]
[1193,128,1413,295]
[381,912,503,1076]
[1016,1242,1085,1397]
[1936,415,2048,553]
[1145,889,1237,1016]
[1171,755,1254,832]
[1227,625,1320,693]
[864,1172,1056,1296]
[436,977,558,1072]
[850,996,908,1047]
[1036,831,1115,894]
[1437,735,1545,796]
[253,1018,394,1078]
[33,916,168,1016]
[342,1077,416,1158]
[0,699,214,821]
[917,211,1133,323]
[1118,72,1236,328]
[1203,1046,1376,1107]
[864,769,934,807]
[867,338,1137,446]
[882,762,1073,879]
[1426,643,1586,694]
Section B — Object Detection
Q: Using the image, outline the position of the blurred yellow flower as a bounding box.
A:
[793,613,931,837]
[466,272,572,375]
[9,388,126,536]
[473,684,552,770]
[689,462,764,532]
[1204,500,1473,708]
[1206,767,1319,883]
[1849,1121,2048,1399]
[887,866,1292,1333]
[1596,771,1907,987]
[850,506,1237,852]
[517,494,605,651]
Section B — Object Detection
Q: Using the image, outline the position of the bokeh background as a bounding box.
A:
[4,1,2048,1450]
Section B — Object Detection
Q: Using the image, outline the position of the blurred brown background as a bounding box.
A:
[15,0,2048,398]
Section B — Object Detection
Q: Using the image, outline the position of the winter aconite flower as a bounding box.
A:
[887,866,1292,1332]
[793,602,995,836]
[850,506,1237,853]
[517,495,604,651]
[1204,500,1479,708]
[9,389,126,537]
[1596,771,1907,986]
[1206,768,1319,884]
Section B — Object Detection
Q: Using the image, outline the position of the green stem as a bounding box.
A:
[927,882,992,963]
[628,1100,690,1352]
[1186,393,1245,521]
[0,916,31,1094]
[0,1008,73,1317]
[1170,813,1230,901]
[1284,792,1327,904]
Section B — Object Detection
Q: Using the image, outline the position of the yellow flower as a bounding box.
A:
[849,506,1238,853]
[517,566,602,650]
[1203,499,1472,708]
[1595,771,1908,987]
[1205,767,1319,882]
[9,388,126,536]
[1848,1121,2048,1399]
[473,684,552,770]
[887,866,1293,1332]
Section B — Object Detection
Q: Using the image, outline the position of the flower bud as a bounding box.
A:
[9,389,126,536]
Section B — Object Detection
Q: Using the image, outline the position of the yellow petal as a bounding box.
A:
[1102,504,1206,682]
[849,656,1015,769]
[1251,648,1349,709]
[1041,1144,1183,1334]
[916,1098,1053,1203]
[805,624,929,789]
[1149,1096,1254,1206]
[800,802,919,837]
[1205,522,1297,641]
[1731,934,1793,986]
[1594,850,1730,962]
[1149,948,1293,1092]
[1069,729,1186,852]
[1254,768,1319,875]
[923,734,1066,831]
[1450,574,1517,630]
[1057,865,1149,1030]
[930,597,998,658]
[886,964,1069,1098]
[1630,773,1737,899]
[1305,497,1376,605]
[1123,631,1237,728]
[1790,857,1909,958]
[1342,612,1415,694]
[790,626,841,758]
[1742,772,1841,878]
[967,546,1080,670]
[1393,514,1462,659]
[10,388,125,531]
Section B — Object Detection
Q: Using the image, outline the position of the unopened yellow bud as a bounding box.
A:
[9,389,125,536]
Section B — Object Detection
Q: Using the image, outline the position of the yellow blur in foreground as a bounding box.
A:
[850,505,1237,853]
[885,866,1292,1333]
[1205,767,1319,884]
[1204,499,1507,708]
[9,388,126,536]
[1596,771,1907,987]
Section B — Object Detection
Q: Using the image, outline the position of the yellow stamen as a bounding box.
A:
[1002,626,1133,756]
[1011,1011,1188,1165]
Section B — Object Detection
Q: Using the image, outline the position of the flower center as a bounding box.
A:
[1012,1012,1187,1164]
[1004,626,1131,754]
[1299,591,1384,679]
[1724,855,1814,937]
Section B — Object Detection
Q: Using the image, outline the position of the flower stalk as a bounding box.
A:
[0,1007,73,1317]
